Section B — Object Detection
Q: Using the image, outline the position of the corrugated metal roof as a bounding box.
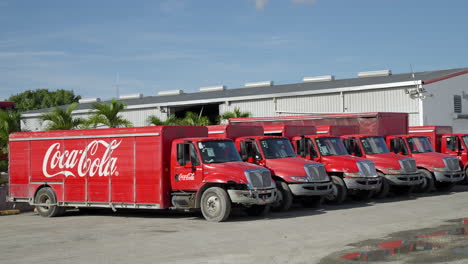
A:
[23,67,468,114]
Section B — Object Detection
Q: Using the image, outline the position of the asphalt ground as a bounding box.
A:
[3,186,468,264]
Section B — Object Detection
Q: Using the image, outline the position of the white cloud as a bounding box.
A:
[254,0,269,10]
[291,0,319,4]
[0,51,66,57]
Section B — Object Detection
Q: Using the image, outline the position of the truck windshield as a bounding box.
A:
[259,138,297,159]
[198,140,242,164]
[406,137,434,153]
[315,137,349,156]
[360,137,390,154]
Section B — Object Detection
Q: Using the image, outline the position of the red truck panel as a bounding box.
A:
[230,112,408,136]
[9,126,207,209]
[263,125,316,137]
[208,125,263,138]
[408,126,453,151]
[316,125,359,136]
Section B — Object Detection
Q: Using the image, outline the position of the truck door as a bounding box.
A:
[343,137,362,157]
[172,142,204,191]
[240,139,264,166]
[444,135,465,161]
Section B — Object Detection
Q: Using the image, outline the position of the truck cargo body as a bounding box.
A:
[230,112,408,136]
[9,126,276,221]
[263,125,381,202]
[208,125,332,211]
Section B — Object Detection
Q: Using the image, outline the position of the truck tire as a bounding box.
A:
[325,176,347,204]
[375,173,390,199]
[414,169,435,193]
[34,187,65,217]
[301,196,324,208]
[434,182,455,192]
[200,187,231,222]
[462,167,468,185]
[271,181,293,212]
[245,204,270,217]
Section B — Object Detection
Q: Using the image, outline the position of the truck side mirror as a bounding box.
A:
[391,139,401,154]
[240,141,248,161]
[343,139,353,154]
[298,136,306,157]
[177,143,187,166]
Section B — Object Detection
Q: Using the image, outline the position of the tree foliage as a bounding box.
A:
[8,89,81,112]
[0,110,22,149]
[178,111,210,126]
[147,115,180,126]
[41,103,84,131]
[86,99,132,128]
[221,107,251,122]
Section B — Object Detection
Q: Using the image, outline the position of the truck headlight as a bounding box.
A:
[344,172,362,178]
[433,167,448,172]
[387,169,405,175]
[291,176,312,182]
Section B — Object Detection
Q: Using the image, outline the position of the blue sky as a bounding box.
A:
[1,0,467,100]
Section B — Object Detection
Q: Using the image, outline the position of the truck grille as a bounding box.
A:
[399,158,417,174]
[305,164,329,182]
[357,160,377,177]
[443,157,460,171]
[247,170,272,189]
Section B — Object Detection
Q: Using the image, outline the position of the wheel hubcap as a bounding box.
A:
[206,195,220,216]
[326,184,338,200]
[38,194,51,212]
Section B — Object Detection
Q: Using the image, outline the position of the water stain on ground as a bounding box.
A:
[319,218,468,264]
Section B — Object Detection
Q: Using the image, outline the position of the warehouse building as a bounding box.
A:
[21,67,468,132]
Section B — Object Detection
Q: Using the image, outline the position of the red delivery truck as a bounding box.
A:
[208,125,332,211]
[264,125,381,203]
[8,126,276,222]
[409,126,467,184]
[315,125,423,197]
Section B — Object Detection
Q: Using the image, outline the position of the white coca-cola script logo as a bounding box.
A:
[42,140,122,178]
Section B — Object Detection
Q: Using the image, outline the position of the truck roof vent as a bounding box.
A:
[79,98,101,104]
[303,75,335,83]
[200,85,226,92]
[358,70,392,78]
[119,93,144,100]
[244,81,273,88]
[158,90,184,96]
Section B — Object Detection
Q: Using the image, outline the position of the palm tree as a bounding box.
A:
[0,109,21,152]
[178,111,210,126]
[40,103,84,130]
[220,107,251,123]
[147,115,181,126]
[87,99,133,128]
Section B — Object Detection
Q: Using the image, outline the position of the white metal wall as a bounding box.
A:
[220,98,278,118]
[423,74,468,133]
[276,93,342,114]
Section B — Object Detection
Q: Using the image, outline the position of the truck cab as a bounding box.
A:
[409,126,468,184]
[264,125,381,203]
[208,125,332,211]
[386,134,463,192]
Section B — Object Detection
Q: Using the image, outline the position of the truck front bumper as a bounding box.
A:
[344,177,382,191]
[385,173,423,186]
[227,188,276,205]
[288,181,333,196]
[433,170,464,183]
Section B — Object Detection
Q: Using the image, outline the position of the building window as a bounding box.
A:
[454,95,462,113]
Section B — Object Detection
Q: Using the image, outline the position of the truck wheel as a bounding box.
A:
[200,187,231,222]
[434,182,455,192]
[462,167,468,185]
[271,181,293,212]
[34,187,65,217]
[301,196,324,208]
[375,173,390,199]
[414,169,435,193]
[245,204,270,217]
[393,185,414,195]
[325,176,347,204]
